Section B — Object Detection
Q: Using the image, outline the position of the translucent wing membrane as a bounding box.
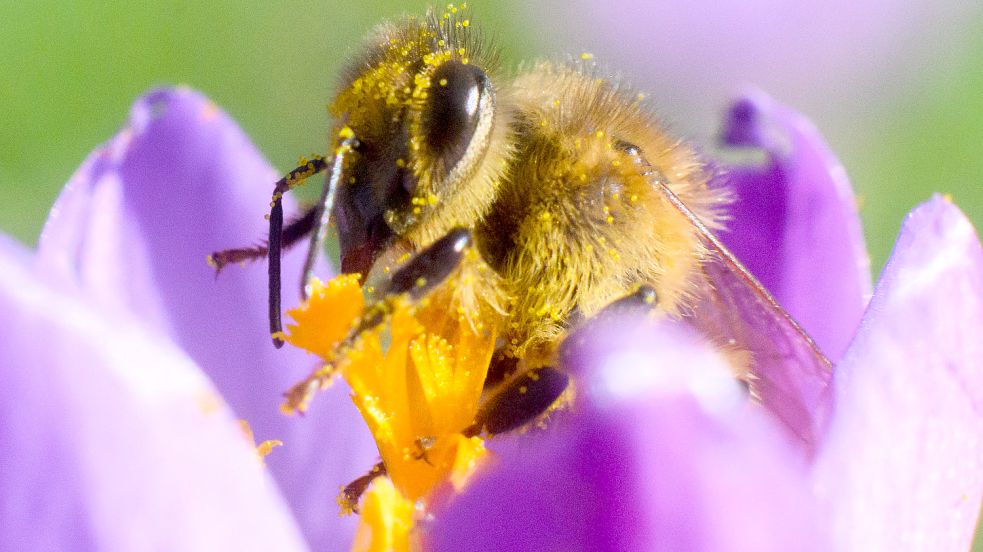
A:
[688,249,833,453]
[641,157,832,454]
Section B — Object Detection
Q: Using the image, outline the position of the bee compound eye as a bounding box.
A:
[425,61,488,170]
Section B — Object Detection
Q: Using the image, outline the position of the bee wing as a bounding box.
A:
[652,176,832,452]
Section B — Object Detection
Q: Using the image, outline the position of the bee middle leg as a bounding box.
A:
[471,285,659,436]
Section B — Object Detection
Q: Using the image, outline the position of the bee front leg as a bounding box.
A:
[207,156,330,348]
[206,206,321,272]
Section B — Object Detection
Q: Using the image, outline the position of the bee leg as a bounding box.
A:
[381,228,472,299]
[470,364,571,436]
[342,228,473,340]
[266,158,331,347]
[468,286,659,436]
[338,461,386,515]
[207,207,320,272]
[206,157,330,348]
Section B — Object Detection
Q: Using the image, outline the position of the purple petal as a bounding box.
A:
[0,240,307,551]
[431,319,826,551]
[812,196,983,550]
[718,91,872,363]
[37,87,376,549]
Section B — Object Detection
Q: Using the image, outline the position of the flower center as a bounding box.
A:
[278,272,497,548]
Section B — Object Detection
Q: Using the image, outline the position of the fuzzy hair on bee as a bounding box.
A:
[211,4,829,444]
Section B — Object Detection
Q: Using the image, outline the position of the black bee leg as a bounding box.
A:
[207,207,320,272]
[207,156,331,348]
[267,158,331,347]
[468,285,659,436]
[346,228,473,342]
[381,228,472,299]
[469,363,571,436]
[337,461,387,515]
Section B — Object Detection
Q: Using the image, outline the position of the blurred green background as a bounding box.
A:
[2,1,982,275]
[0,0,981,547]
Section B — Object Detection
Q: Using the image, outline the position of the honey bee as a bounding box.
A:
[211,5,829,452]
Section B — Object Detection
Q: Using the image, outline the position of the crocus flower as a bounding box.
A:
[3,83,981,552]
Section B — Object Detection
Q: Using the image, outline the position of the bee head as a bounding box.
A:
[328,7,508,278]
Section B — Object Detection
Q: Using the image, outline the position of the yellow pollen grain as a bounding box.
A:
[439,78,448,86]
[580,52,594,60]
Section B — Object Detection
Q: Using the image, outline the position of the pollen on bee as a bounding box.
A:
[580,52,594,60]
[439,78,449,87]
